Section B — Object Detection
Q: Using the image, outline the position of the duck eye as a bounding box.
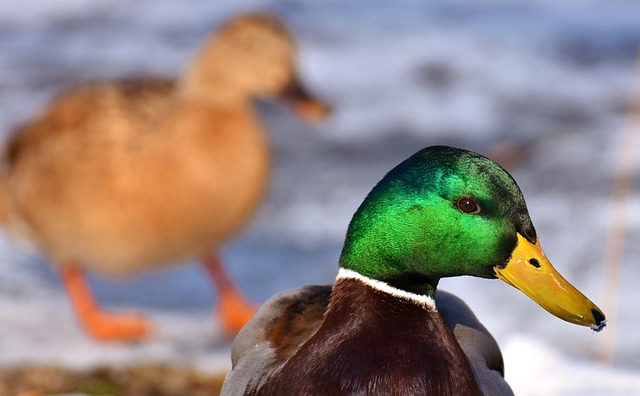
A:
[457,197,479,214]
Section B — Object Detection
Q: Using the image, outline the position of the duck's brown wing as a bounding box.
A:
[222,285,331,396]
[4,78,175,166]
[436,290,514,396]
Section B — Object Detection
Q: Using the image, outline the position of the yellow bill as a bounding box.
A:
[494,233,606,332]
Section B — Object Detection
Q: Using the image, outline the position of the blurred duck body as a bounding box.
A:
[0,13,329,340]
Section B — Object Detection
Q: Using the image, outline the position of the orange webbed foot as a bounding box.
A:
[217,289,259,335]
[202,253,258,336]
[61,265,152,342]
[78,310,152,342]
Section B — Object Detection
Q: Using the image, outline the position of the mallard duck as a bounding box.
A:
[221,145,605,395]
[0,13,329,341]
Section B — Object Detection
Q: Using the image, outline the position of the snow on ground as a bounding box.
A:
[504,336,640,396]
[0,0,639,394]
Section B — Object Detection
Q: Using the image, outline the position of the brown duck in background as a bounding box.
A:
[0,13,330,341]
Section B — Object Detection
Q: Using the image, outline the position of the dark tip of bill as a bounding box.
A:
[590,308,607,332]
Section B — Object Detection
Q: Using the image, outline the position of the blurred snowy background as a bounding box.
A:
[0,0,639,394]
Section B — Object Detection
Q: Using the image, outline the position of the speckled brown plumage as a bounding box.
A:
[0,13,329,340]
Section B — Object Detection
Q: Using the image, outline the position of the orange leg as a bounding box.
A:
[60,265,151,341]
[202,253,257,335]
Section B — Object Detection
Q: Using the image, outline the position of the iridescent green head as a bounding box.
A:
[339,146,606,331]
[340,146,535,295]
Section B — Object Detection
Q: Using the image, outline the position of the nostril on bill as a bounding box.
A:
[528,258,541,268]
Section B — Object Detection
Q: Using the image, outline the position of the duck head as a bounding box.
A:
[184,13,330,121]
[340,146,606,331]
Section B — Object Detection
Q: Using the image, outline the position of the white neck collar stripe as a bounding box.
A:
[336,268,437,311]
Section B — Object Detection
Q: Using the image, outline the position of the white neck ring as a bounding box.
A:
[336,268,437,311]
